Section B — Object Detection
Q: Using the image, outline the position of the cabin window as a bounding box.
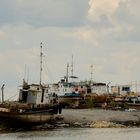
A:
[122,87,130,92]
[20,91,28,103]
[41,89,45,103]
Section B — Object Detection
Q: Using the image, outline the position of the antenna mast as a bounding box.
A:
[71,55,73,81]
[24,64,27,81]
[40,42,43,85]
[66,63,69,85]
[91,65,93,82]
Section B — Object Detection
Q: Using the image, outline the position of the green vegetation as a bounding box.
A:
[110,101,117,108]
[122,103,129,110]
[85,98,94,108]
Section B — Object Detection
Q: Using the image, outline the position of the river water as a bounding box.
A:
[0,128,140,140]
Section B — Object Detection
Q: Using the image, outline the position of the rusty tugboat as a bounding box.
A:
[0,43,62,128]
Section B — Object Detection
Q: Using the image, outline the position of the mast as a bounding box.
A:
[71,55,73,82]
[40,42,43,85]
[90,65,93,82]
[66,63,69,86]
[135,81,137,95]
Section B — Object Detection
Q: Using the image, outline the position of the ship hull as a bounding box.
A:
[0,111,55,128]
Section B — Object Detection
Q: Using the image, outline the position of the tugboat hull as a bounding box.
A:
[0,111,55,128]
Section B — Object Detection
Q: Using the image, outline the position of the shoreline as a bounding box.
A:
[1,108,140,132]
[59,109,140,128]
[62,109,140,122]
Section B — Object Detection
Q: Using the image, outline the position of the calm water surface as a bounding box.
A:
[0,128,140,140]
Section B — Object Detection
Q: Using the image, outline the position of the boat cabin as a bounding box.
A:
[91,83,108,95]
[111,85,131,96]
[19,81,57,105]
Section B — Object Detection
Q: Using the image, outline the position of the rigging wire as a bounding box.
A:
[7,93,18,101]
[43,59,55,83]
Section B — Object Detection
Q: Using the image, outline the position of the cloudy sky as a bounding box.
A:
[0,0,140,99]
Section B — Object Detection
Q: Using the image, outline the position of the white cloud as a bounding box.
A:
[67,30,92,42]
[0,0,140,99]
[89,0,118,13]
[88,0,120,21]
